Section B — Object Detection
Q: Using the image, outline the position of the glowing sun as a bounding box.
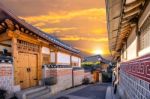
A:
[93,49,103,55]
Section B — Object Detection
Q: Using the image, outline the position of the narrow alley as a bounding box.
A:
[45,83,111,99]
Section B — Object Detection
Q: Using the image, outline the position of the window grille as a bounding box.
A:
[140,16,150,50]
[17,40,39,53]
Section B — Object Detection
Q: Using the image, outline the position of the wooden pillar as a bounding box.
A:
[136,22,140,57]
[38,45,42,80]
[55,51,57,65]
[70,55,72,66]
[12,37,18,85]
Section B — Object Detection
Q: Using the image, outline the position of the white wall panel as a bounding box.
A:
[57,52,70,65]
[42,47,50,54]
[71,56,81,67]
[127,27,137,60]
[79,58,81,67]
[72,56,79,62]
[50,52,55,63]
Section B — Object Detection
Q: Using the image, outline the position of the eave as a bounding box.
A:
[106,0,147,59]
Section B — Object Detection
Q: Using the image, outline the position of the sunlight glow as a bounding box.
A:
[93,49,103,55]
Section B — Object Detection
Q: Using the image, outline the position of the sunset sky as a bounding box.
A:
[1,0,110,57]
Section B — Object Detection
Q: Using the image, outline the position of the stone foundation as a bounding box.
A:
[42,66,73,94]
[0,63,14,94]
[73,68,84,86]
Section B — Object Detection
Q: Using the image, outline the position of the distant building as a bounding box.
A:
[83,55,110,72]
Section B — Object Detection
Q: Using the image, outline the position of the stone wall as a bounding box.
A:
[42,65,94,94]
[119,54,150,99]
[42,65,73,94]
[0,62,14,94]
[84,71,93,83]
[73,68,84,86]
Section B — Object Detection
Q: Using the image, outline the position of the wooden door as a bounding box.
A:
[15,53,38,89]
[93,71,99,83]
[28,54,38,87]
[15,53,30,89]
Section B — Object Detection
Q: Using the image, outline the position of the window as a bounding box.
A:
[140,16,150,50]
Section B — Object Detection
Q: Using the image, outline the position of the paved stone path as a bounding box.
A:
[48,83,111,99]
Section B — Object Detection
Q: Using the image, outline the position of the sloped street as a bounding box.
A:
[47,83,110,99]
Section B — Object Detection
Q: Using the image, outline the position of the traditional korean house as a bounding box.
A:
[106,0,150,98]
[0,3,82,97]
[83,55,110,72]
[83,55,110,83]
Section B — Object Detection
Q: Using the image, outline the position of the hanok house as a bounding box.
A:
[83,55,110,83]
[0,3,84,98]
[106,0,150,99]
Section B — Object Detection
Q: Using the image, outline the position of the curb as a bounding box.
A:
[105,86,113,99]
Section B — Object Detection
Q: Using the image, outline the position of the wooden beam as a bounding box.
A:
[123,7,140,19]
[5,19,15,31]
[0,32,11,42]
[124,0,144,12]
[7,30,41,45]
[0,43,11,47]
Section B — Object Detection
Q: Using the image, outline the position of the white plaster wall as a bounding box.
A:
[57,52,70,65]
[79,58,81,67]
[71,56,81,67]
[127,27,137,60]
[50,52,55,63]
[42,47,50,54]
[121,44,127,62]
[72,56,79,62]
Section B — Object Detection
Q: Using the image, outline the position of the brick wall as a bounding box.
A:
[120,54,150,99]
[0,63,14,94]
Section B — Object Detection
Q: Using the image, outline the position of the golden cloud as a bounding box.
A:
[34,22,46,27]
[92,28,107,34]
[60,36,108,42]
[42,27,77,33]
[76,46,110,55]
[20,8,106,23]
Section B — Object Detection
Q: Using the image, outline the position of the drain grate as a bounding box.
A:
[56,96,69,99]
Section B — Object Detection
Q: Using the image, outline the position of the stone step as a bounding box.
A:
[15,86,47,99]
[27,88,50,99]
[34,92,51,99]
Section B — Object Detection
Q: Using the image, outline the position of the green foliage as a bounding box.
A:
[102,72,112,82]
[81,62,100,67]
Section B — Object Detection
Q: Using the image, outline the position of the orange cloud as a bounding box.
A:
[34,22,45,27]
[60,36,108,42]
[42,27,77,33]
[92,28,107,34]
[20,8,106,23]
[76,46,110,55]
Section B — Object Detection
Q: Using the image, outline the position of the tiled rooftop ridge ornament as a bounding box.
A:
[0,49,13,63]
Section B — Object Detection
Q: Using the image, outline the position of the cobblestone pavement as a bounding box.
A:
[47,83,111,99]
